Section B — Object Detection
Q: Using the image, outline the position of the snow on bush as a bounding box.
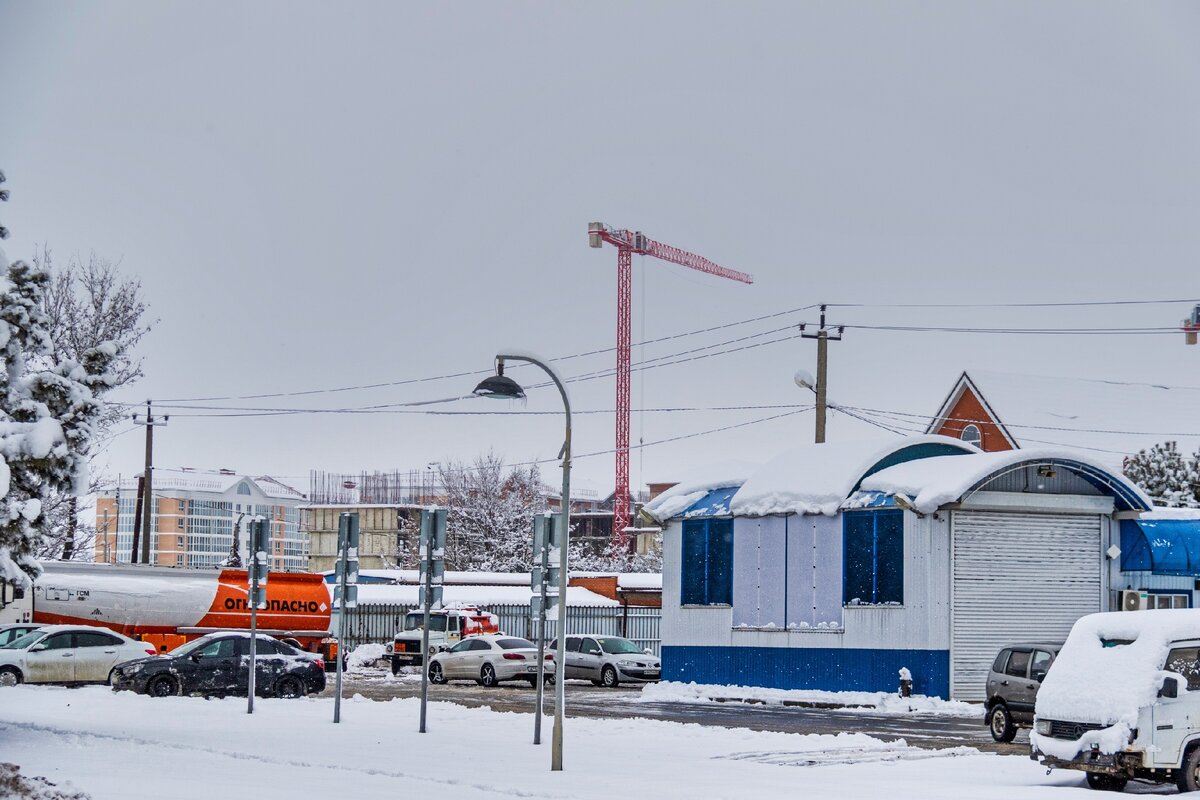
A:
[348,642,388,669]
[1031,609,1200,758]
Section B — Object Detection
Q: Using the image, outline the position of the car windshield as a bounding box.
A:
[598,637,643,655]
[167,637,216,658]
[496,638,535,650]
[1,630,45,650]
[403,613,447,632]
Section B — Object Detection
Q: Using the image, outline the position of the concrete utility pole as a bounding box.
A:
[800,305,844,444]
[132,401,168,565]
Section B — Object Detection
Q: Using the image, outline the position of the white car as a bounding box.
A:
[548,635,661,687]
[0,624,157,687]
[427,634,546,687]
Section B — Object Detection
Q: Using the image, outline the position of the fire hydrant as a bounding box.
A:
[898,667,912,698]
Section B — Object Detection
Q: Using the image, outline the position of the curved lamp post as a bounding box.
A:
[473,353,570,771]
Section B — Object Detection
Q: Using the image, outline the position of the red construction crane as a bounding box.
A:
[588,222,753,552]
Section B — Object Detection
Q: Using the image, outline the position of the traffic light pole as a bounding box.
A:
[333,512,359,724]
[333,528,348,724]
[246,517,267,715]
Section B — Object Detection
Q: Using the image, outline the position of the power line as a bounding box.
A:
[827,297,1200,309]
[838,324,1177,335]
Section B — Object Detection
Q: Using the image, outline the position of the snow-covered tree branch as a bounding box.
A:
[438,452,546,572]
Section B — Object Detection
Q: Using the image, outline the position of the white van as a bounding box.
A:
[1031,609,1200,792]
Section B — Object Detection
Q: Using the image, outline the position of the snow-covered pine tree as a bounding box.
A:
[0,246,117,587]
[1123,441,1199,508]
[438,453,547,572]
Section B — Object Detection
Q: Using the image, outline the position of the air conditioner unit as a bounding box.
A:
[1120,589,1149,612]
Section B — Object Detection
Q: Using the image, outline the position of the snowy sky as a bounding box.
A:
[1,1,1198,497]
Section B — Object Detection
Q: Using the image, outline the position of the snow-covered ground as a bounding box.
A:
[0,685,1108,799]
[640,681,979,716]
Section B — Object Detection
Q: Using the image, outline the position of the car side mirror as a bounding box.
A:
[190,653,203,662]
[29,643,46,652]
[644,648,652,656]
[1032,670,1047,683]
[1160,675,1182,699]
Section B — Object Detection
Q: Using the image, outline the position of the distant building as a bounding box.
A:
[94,470,307,571]
[303,504,425,573]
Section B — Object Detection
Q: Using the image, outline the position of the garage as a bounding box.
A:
[950,511,1102,700]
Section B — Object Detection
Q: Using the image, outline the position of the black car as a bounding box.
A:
[110,632,326,699]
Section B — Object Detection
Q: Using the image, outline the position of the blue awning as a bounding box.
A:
[1121,518,1200,576]
[682,486,738,519]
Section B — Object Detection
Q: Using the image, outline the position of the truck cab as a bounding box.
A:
[387,606,499,673]
[1031,610,1200,792]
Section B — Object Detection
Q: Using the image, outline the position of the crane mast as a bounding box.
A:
[588,222,752,552]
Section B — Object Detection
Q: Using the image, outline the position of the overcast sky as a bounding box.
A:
[1,1,1198,498]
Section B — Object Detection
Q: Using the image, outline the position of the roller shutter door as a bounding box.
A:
[950,511,1101,701]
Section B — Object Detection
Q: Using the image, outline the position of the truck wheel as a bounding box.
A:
[429,662,447,685]
[390,657,401,676]
[1085,772,1127,791]
[987,703,1016,743]
[1177,746,1200,793]
[0,666,22,687]
[147,675,178,698]
[480,663,498,688]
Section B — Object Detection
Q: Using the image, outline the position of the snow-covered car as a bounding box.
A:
[548,635,660,687]
[110,632,326,698]
[984,641,1061,742]
[1031,609,1200,792]
[0,624,156,687]
[0,623,42,647]
[427,634,546,687]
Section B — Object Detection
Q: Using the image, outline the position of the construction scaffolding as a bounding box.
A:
[308,470,441,506]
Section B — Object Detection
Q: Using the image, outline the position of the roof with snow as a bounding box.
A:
[859,448,1152,513]
[114,471,305,501]
[928,369,1200,465]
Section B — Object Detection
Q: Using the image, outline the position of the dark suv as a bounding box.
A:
[984,642,1061,742]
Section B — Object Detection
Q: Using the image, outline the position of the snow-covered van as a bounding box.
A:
[1031,609,1200,792]
[386,605,500,673]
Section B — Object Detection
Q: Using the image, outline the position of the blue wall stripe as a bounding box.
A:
[662,645,950,699]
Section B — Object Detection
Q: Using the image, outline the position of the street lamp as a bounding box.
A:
[473,353,571,771]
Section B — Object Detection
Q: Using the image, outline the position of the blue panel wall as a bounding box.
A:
[662,645,950,699]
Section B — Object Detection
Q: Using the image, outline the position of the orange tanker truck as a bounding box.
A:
[32,561,338,665]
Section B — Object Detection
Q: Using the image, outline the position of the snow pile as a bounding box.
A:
[347,642,387,669]
[0,763,89,800]
[730,436,975,517]
[862,448,1151,514]
[640,682,978,716]
[1031,610,1200,758]
[642,460,758,522]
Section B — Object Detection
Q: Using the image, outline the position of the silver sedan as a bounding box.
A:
[0,625,157,686]
[427,635,547,687]
[550,635,660,687]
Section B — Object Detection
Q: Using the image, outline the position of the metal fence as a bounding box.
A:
[334,602,661,655]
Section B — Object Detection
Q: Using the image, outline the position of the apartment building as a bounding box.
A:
[94,470,308,571]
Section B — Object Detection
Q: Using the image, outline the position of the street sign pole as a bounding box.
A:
[333,512,359,724]
[247,517,269,715]
[532,512,552,745]
[418,508,446,733]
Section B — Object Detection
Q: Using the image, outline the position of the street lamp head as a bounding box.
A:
[473,366,526,400]
[794,369,816,393]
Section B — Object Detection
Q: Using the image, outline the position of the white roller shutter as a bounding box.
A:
[951,511,1101,701]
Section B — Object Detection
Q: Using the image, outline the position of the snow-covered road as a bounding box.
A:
[0,686,1118,799]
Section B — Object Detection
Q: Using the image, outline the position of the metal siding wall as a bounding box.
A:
[976,467,1102,496]
[732,517,786,628]
[950,511,1101,700]
[335,603,662,655]
[661,645,949,698]
[841,512,950,651]
[785,515,843,629]
[664,517,735,647]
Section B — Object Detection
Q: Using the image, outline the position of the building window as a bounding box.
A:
[1150,591,1190,609]
[681,518,733,606]
[960,424,982,447]
[237,482,252,496]
[843,510,903,606]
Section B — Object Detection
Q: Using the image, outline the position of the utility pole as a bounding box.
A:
[132,401,168,565]
[800,305,844,444]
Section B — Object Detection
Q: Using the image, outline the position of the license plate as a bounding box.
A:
[526,666,536,672]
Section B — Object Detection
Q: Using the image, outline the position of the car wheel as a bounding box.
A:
[526,676,538,687]
[147,674,178,698]
[0,666,22,687]
[429,662,447,685]
[987,703,1016,743]
[480,663,498,688]
[1085,772,1127,792]
[1177,745,1200,793]
[274,676,305,699]
[600,665,619,688]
